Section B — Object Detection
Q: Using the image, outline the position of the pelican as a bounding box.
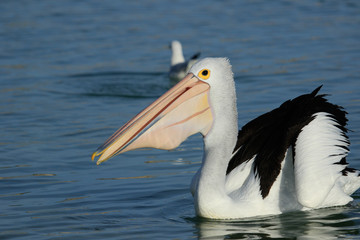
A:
[92,58,360,219]
[169,40,200,81]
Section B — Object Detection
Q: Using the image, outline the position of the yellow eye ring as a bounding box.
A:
[198,69,210,80]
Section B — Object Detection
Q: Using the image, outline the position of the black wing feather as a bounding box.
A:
[190,52,201,60]
[226,86,348,198]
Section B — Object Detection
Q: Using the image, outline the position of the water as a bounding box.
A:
[1,0,360,239]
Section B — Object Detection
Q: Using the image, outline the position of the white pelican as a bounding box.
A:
[92,58,360,219]
[169,40,200,81]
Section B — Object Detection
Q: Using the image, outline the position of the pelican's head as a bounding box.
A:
[92,58,235,165]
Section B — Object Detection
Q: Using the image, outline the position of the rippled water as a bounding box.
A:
[1,0,360,239]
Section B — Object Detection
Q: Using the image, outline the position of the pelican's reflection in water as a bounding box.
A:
[193,206,359,239]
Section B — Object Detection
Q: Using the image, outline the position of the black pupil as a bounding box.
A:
[202,70,208,76]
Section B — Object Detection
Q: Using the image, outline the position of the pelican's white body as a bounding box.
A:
[188,58,360,219]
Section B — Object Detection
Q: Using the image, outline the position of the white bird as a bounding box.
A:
[92,58,360,219]
[169,40,200,81]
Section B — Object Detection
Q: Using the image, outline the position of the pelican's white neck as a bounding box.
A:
[193,60,239,218]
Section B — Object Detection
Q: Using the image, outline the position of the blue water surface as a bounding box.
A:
[1,0,360,239]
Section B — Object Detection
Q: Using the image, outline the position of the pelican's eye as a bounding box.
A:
[198,69,210,80]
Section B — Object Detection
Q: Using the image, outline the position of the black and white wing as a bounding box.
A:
[226,86,360,207]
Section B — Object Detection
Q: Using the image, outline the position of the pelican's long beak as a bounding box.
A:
[92,73,213,165]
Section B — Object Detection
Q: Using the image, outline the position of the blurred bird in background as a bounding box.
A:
[169,40,200,82]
